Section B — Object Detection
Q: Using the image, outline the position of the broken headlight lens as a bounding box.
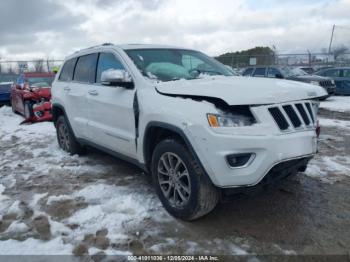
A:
[207,113,256,127]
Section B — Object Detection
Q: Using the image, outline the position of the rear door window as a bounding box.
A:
[59,58,77,82]
[96,53,125,83]
[73,53,98,83]
[253,68,266,77]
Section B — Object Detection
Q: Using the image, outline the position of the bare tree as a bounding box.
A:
[33,59,44,72]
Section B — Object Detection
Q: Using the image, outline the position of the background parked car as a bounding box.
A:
[242,66,336,99]
[11,72,55,122]
[0,73,18,105]
[298,66,315,74]
[315,67,350,95]
[0,82,13,105]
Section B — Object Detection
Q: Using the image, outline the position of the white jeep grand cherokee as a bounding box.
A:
[52,44,326,220]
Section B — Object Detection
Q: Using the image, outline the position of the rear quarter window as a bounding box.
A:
[59,58,77,82]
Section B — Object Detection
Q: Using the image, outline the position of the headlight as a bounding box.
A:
[331,80,335,85]
[207,113,255,127]
[310,81,320,86]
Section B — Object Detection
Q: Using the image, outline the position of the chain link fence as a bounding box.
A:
[216,52,350,71]
[1,52,350,80]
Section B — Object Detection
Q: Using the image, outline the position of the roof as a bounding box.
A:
[65,43,194,61]
[116,43,187,50]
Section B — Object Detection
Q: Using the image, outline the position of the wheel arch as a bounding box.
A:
[51,103,76,139]
[143,122,207,177]
[52,103,67,125]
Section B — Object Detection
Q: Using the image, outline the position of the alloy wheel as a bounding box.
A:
[157,152,191,207]
[58,123,70,151]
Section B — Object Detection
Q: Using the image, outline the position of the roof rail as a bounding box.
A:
[74,43,114,53]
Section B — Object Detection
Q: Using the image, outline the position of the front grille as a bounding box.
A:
[268,107,289,130]
[305,103,314,123]
[295,103,310,125]
[319,80,332,87]
[283,105,301,128]
[269,102,315,131]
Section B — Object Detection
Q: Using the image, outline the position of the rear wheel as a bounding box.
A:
[56,115,85,155]
[151,139,219,221]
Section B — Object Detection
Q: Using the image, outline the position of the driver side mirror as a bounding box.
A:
[101,69,134,89]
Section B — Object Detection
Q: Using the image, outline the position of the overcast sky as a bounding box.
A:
[0,0,349,60]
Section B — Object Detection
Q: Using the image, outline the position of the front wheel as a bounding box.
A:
[151,139,219,221]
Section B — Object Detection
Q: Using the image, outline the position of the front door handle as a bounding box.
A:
[88,90,98,96]
[64,86,71,91]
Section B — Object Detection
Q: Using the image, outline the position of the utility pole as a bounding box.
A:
[328,24,335,54]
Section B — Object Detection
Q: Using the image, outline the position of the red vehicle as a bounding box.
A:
[11,72,55,123]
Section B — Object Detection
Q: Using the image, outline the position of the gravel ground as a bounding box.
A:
[0,99,350,258]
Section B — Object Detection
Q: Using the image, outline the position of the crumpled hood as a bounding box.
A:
[155,76,327,105]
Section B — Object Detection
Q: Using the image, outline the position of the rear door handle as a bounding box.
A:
[88,90,98,96]
[64,86,71,91]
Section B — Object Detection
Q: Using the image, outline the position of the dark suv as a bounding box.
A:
[242,66,335,99]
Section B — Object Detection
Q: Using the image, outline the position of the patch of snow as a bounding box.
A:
[29,193,48,209]
[5,221,29,234]
[68,183,154,242]
[0,184,11,215]
[7,200,23,217]
[47,195,73,205]
[305,156,350,183]
[319,118,350,129]
[320,96,350,113]
[0,237,73,255]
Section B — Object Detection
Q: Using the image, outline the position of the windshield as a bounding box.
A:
[27,77,54,88]
[279,67,308,77]
[125,48,234,82]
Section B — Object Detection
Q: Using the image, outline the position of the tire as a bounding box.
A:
[23,101,33,119]
[151,139,219,221]
[56,115,85,155]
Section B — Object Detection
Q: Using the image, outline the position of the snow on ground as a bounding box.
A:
[0,106,168,255]
[0,106,251,256]
[305,156,350,184]
[319,117,350,129]
[319,96,350,113]
[1,102,349,255]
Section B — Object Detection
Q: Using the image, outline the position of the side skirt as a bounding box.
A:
[77,138,147,172]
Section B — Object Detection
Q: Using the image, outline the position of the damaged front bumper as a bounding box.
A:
[185,125,317,188]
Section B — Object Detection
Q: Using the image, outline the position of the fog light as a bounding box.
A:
[226,153,255,168]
